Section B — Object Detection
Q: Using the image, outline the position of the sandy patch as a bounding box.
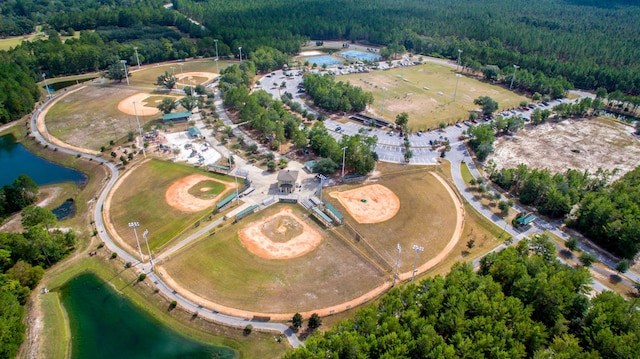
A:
[238,207,322,259]
[299,50,323,57]
[489,117,640,181]
[329,184,400,224]
[165,174,236,213]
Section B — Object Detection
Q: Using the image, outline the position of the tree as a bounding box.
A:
[481,65,500,81]
[566,237,579,252]
[20,206,56,230]
[313,158,339,176]
[179,96,198,112]
[6,261,44,289]
[292,313,303,329]
[157,97,177,114]
[308,313,322,330]
[579,252,597,268]
[439,121,447,130]
[183,86,194,96]
[615,259,629,274]
[474,96,499,116]
[155,71,177,90]
[104,58,128,82]
[498,200,511,215]
[138,273,146,282]
[267,160,277,172]
[395,112,409,129]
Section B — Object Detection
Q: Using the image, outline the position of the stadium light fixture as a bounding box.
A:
[411,244,424,282]
[143,229,153,269]
[510,64,520,90]
[238,46,242,63]
[121,60,129,85]
[128,221,144,262]
[42,73,52,99]
[214,39,219,74]
[393,243,401,286]
[457,49,463,71]
[132,101,146,158]
[341,147,348,179]
[453,74,462,101]
[134,46,141,69]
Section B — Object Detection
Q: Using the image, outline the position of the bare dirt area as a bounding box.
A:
[117,93,166,116]
[490,117,640,180]
[238,207,322,259]
[165,174,236,213]
[329,184,400,224]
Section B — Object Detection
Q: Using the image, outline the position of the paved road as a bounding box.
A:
[29,92,304,348]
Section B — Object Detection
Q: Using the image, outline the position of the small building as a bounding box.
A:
[304,160,317,173]
[516,213,537,227]
[162,111,191,124]
[187,127,201,138]
[277,170,299,193]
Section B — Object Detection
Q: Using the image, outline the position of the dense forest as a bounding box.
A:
[175,0,640,95]
[286,235,640,358]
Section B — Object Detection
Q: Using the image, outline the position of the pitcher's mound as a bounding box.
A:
[330,184,400,224]
[238,207,322,259]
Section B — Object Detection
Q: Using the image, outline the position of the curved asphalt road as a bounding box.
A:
[29,94,303,348]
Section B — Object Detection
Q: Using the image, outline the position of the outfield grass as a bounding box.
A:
[127,60,233,88]
[109,160,237,251]
[340,63,528,130]
[162,203,386,313]
[45,86,165,151]
[0,29,82,51]
[324,166,458,273]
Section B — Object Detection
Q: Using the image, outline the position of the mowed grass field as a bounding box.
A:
[109,160,236,251]
[324,164,458,274]
[340,63,528,130]
[0,29,82,50]
[162,203,387,313]
[45,86,170,151]
[127,60,233,87]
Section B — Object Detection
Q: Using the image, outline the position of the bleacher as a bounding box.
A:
[349,113,391,128]
[312,207,334,227]
[309,196,322,207]
[235,204,259,221]
[324,203,344,224]
[216,193,237,210]
[300,198,315,209]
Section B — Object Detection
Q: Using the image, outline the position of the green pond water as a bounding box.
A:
[59,272,236,359]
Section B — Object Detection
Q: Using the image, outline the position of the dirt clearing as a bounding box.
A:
[490,117,640,180]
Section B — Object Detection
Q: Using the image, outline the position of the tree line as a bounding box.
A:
[0,174,39,221]
[286,235,640,358]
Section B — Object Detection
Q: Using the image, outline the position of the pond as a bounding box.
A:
[0,134,87,187]
[59,272,236,359]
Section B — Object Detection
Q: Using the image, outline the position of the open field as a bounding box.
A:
[324,165,459,274]
[490,117,640,180]
[340,63,528,130]
[45,86,172,151]
[108,160,237,251]
[0,29,82,51]
[161,203,387,314]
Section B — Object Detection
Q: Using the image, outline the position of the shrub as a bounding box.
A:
[138,273,147,282]
[111,252,117,259]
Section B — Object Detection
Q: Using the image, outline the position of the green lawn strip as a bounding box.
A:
[39,293,70,359]
[460,161,475,185]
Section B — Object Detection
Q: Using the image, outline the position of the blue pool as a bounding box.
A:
[339,50,381,62]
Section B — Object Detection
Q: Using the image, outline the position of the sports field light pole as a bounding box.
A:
[142,229,153,270]
[229,155,239,204]
[128,222,144,263]
[41,73,52,99]
[457,49,463,71]
[134,46,141,69]
[381,87,387,116]
[341,146,347,179]
[178,63,185,89]
[238,47,242,63]
[453,74,462,101]
[132,100,146,158]
[411,244,424,282]
[393,243,401,286]
[214,39,219,74]
[510,64,520,90]
[121,60,129,86]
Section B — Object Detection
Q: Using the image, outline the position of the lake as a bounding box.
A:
[59,272,236,359]
[0,134,87,187]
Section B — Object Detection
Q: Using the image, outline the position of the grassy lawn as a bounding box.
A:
[162,203,386,313]
[324,165,457,273]
[109,160,237,251]
[0,28,82,51]
[460,161,475,184]
[45,86,163,151]
[340,62,528,130]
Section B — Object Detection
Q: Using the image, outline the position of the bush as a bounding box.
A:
[125,262,132,268]
[111,252,117,259]
[169,300,177,310]
[244,324,253,335]
[138,273,147,282]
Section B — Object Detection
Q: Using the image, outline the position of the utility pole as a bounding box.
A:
[128,222,144,262]
[120,60,129,85]
[341,146,347,179]
[134,46,141,69]
[457,49,463,71]
[238,47,243,63]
